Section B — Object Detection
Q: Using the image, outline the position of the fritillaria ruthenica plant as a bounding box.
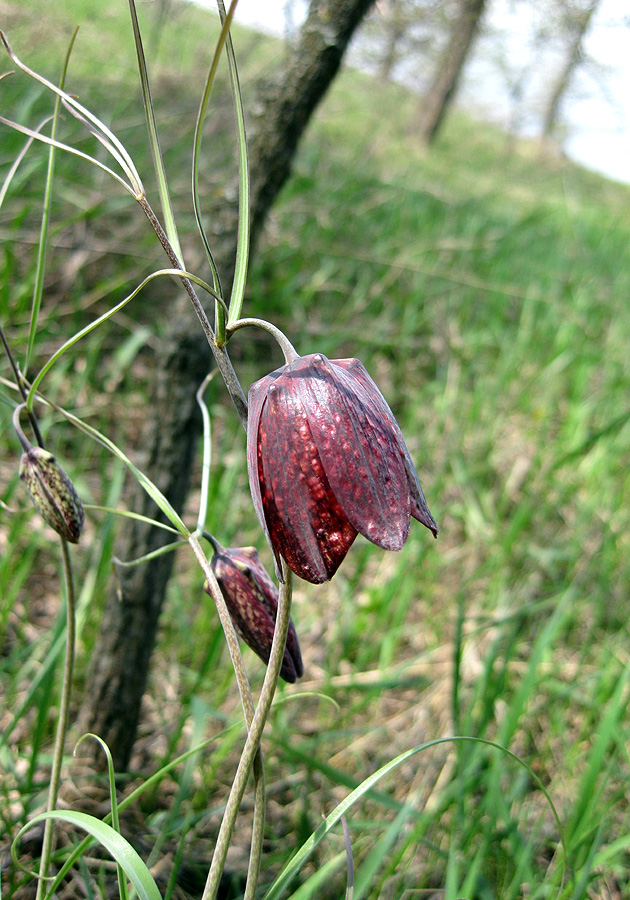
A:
[205,539,303,683]
[247,351,438,584]
[1,9,439,898]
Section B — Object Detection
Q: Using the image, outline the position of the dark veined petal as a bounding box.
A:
[247,351,438,585]
[247,368,284,574]
[233,547,303,677]
[295,354,412,550]
[333,357,438,538]
[209,544,303,683]
[256,370,357,583]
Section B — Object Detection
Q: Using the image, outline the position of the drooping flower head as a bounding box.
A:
[206,541,303,683]
[247,353,437,584]
[13,402,85,545]
[19,447,85,544]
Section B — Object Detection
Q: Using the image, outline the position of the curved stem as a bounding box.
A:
[12,403,32,454]
[227,317,300,365]
[1,327,45,448]
[188,533,266,900]
[200,560,293,900]
[36,538,76,900]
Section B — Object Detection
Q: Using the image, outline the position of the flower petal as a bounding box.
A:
[257,370,357,583]
[235,547,304,678]
[295,355,411,550]
[247,368,284,575]
[334,357,438,538]
[210,545,303,682]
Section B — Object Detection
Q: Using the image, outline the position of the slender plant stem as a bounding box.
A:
[3,330,77,895]
[35,537,76,900]
[1,326,44,447]
[228,317,300,365]
[188,533,266,900]
[136,195,249,428]
[200,560,294,900]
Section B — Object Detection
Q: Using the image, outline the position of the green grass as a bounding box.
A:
[2,1,630,899]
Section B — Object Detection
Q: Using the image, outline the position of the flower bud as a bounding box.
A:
[205,543,303,683]
[19,447,85,543]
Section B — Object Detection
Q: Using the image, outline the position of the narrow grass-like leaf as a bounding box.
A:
[552,407,630,471]
[0,32,143,194]
[26,267,221,407]
[0,115,53,210]
[127,0,183,262]
[191,1,239,319]
[13,811,161,900]
[0,114,135,195]
[112,540,188,568]
[262,737,566,900]
[286,853,347,899]
[497,591,572,747]
[352,803,414,900]
[43,727,239,900]
[565,663,630,849]
[275,741,423,820]
[217,0,250,332]
[74,735,128,900]
[86,505,181,535]
[25,28,78,372]
[35,398,188,535]
[0,469,125,753]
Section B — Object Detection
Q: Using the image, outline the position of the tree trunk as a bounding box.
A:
[415,0,486,144]
[540,0,600,143]
[77,0,375,772]
[75,323,209,769]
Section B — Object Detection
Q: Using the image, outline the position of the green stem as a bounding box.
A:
[200,560,294,900]
[36,537,76,900]
[227,318,299,365]
[1,328,44,447]
[188,533,266,900]
[136,195,249,428]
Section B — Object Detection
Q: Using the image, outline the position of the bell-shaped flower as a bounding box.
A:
[205,541,303,683]
[247,353,437,584]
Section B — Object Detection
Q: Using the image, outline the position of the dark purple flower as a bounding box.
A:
[206,542,303,683]
[247,353,438,584]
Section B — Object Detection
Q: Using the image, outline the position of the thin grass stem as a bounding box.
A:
[127,0,184,262]
[217,0,250,336]
[188,532,266,900]
[35,537,76,900]
[25,28,78,373]
[200,560,294,900]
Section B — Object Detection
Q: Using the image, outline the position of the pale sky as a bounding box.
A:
[199,0,630,185]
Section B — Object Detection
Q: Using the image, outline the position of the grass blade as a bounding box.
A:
[217,0,250,331]
[127,0,184,262]
[262,737,565,900]
[191,0,240,326]
[25,28,79,372]
[13,811,161,900]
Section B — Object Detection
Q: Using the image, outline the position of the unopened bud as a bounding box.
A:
[19,447,85,543]
[205,543,303,683]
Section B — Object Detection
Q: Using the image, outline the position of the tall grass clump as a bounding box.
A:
[2,2,630,899]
